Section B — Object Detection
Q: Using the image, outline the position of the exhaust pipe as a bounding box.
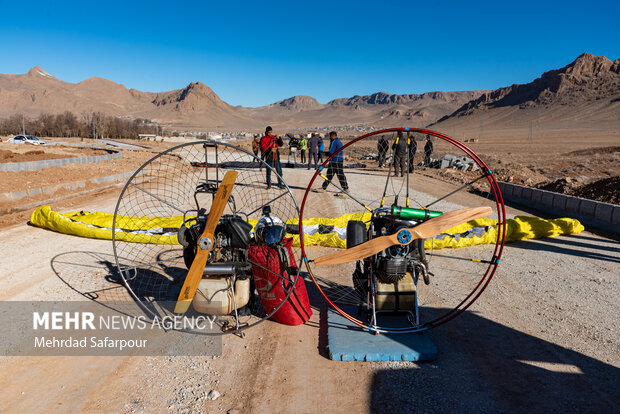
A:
[203,264,237,275]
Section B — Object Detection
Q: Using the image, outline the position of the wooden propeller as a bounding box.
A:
[174,170,238,313]
[313,206,492,267]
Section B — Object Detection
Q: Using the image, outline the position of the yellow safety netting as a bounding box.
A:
[422,216,584,249]
[30,205,183,245]
[30,205,584,250]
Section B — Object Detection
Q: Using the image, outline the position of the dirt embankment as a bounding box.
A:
[538,176,620,205]
[490,146,620,204]
[0,138,179,194]
[0,146,110,163]
[0,140,172,219]
[0,149,72,163]
[342,136,620,204]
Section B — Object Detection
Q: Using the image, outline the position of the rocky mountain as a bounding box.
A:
[4,54,616,131]
[147,82,251,126]
[0,66,159,119]
[237,95,324,121]
[152,82,228,111]
[273,95,323,112]
[326,90,486,125]
[435,53,620,126]
[0,66,487,129]
[240,90,485,128]
[328,91,480,107]
[0,67,257,128]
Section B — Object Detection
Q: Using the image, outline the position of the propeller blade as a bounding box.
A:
[175,170,238,313]
[313,234,395,267]
[314,206,492,266]
[406,206,493,240]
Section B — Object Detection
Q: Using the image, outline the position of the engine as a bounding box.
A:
[372,217,420,283]
[178,212,253,269]
[176,212,255,317]
[348,213,430,295]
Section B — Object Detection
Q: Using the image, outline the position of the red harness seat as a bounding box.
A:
[248,238,312,326]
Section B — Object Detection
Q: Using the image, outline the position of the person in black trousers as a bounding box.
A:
[392,131,407,177]
[260,126,284,188]
[408,132,417,173]
[314,131,349,193]
[308,133,320,170]
[424,134,433,167]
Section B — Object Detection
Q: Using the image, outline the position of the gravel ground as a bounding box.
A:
[0,164,618,413]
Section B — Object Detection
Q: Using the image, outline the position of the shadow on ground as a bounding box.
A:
[50,250,137,314]
[369,307,620,413]
[49,250,312,335]
[509,234,620,264]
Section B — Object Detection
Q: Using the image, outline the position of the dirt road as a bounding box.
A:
[0,167,618,414]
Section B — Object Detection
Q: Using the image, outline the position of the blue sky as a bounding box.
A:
[1,0,618,107]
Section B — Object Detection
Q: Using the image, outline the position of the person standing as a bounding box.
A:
[252,134,260,157]
[392,131,407,177]
[318,134,325,164]
[260,126,284,189]
[377,136,389,168]
[316,131,349,194]
[408,132,417,173]
[307,133,320,170]
[287,134,298,164]
[299,135,308,164]
[424,134,434,167]
[252,133,262,171]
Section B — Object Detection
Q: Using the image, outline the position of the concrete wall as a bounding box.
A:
[498,182,620,235]
[0,149,122,172]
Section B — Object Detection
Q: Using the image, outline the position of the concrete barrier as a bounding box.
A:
[498,182,620,235]
[566,197,581,213]
[595,203,614,223]
[0,148,122,172]
[552,194,569,210]
[612,206,620,225]
[541,191,554,207]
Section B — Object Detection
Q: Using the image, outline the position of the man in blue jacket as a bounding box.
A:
[316,131,349,193]
[318,134,325,163]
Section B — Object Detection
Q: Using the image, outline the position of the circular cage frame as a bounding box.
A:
[299,128,507,333]
[111,140,302,335]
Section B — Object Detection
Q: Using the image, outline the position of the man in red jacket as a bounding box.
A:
[260,126,284,189]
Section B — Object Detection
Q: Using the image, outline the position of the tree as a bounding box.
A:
[1,112,160,140]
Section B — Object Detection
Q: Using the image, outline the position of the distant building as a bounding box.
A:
[138,134,156,140]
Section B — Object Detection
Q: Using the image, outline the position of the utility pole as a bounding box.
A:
[22,114,25,135]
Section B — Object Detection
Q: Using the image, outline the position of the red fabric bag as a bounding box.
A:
[248,238,312,326]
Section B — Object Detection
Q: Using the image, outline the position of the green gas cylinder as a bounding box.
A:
[391,206,442,221]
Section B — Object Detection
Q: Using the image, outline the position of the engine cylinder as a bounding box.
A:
[378,256,408,283]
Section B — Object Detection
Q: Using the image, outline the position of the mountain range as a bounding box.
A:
[432,53,620,131]
[0,53,618,131]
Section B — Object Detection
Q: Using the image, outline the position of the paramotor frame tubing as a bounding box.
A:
[112,140,300,335]
[299,128,506,333]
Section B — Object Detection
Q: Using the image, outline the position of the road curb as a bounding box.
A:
[498,182,620,235]
[0,148,122,172]
[0,171,134,204]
